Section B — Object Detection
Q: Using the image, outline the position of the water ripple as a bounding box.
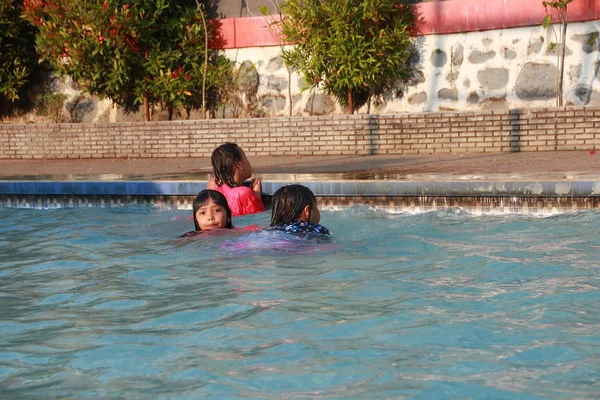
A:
[1,206,599,398]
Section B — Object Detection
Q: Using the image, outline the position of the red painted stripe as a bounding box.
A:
[215,18,236,49]
[214,0,600,49]
[235,17,281,48]
[216,16,280,49]
[417,0,600,34]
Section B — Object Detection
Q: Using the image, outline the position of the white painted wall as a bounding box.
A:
[221,20,600,117]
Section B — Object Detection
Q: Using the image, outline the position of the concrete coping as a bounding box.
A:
[1,179,600,197]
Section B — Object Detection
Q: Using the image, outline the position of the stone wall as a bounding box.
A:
[55,20,600,123]
[220,20,600,118]
[1,106,598,159]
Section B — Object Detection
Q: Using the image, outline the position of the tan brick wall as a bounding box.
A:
[1,106,599,159]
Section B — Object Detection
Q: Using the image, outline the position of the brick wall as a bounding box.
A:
[1,106,599,159]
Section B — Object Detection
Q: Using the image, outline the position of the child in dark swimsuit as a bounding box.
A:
[181,190,233,237]
[268,184,330,236]
[207,143,266,217]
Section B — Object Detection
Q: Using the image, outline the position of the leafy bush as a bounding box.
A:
[37,93,67,122]
[269,0,416,113]
[23,0,232,120]
[0,0,40,116]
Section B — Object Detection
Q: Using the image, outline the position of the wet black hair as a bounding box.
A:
[270,184,317,226]
[211,142,244,188]
[192,189,233,231]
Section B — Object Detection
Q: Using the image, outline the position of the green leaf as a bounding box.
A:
[542,15,553,29]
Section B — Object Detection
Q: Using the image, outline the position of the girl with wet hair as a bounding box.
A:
[182,190,233,237]
[268,184,330,236]
[207,143,266,217]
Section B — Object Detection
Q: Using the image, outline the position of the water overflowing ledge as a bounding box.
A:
[1,178,600,197]
[2,176,600,215]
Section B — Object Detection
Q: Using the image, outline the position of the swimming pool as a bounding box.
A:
[1,205,599,398]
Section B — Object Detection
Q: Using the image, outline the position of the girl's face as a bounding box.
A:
[237,150,253,181]
[309,201,321,224]
[195,198,228,230]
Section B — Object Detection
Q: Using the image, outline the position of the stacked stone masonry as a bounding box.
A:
[1,106,599,159]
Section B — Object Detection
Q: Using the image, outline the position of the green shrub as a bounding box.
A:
[37,93,67,123]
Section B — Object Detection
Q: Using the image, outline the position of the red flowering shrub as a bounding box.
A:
[23,0,232,119]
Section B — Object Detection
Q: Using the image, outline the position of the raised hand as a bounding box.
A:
[251,178,262,199]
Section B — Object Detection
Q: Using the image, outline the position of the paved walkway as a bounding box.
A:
[2,151,600,181]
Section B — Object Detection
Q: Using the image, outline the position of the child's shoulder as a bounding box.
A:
[269,221,330,235]
[179,228,237,238]
[180,230,200,238]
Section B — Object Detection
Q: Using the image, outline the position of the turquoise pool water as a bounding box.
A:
[1,206,599,398]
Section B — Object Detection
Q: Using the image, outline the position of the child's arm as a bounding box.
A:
[207,177,217,190]
[251,178,262,200]
[237,185,266,215]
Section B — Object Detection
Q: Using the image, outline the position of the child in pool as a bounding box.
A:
[268,184,330,236]
[207,143,266,217]
[181,190,233,237]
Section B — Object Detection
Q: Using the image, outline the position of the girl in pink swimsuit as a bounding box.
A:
[208,143,266,217]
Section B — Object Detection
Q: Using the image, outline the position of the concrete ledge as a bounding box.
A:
[2,193,600,216]
[3,179,600,197]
